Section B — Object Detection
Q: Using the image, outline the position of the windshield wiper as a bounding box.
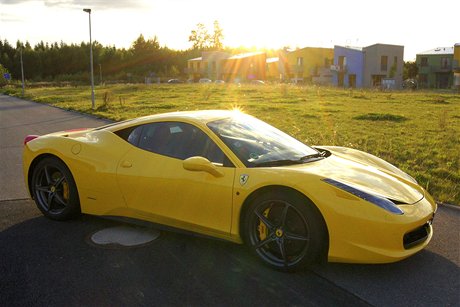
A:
[300,151,326,161]
[253,151,327,167]
[253,159,305,167]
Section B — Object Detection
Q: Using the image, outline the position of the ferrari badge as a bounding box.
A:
[239,174,249,186]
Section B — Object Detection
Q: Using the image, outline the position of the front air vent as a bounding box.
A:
[403,222,431,249]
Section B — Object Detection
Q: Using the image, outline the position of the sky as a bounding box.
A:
[1,0,459,61]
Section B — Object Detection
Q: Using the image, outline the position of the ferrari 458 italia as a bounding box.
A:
[23,110,436,271]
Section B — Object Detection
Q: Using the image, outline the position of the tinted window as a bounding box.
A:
[123,122,230,165]
[127,126,142,146]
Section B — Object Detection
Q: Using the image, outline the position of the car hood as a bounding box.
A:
[294,148,424,205]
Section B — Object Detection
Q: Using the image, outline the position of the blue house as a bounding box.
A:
[332,46,364,88]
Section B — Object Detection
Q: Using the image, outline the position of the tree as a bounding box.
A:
[189,23,210,50]
[132,34,160,56]
[211,20,224,50]
[189,21,224,50]
[129,34,163,77]
[403,61,418,80]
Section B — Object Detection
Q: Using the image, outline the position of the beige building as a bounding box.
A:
[187,51,230,82]
[363,44,404,89]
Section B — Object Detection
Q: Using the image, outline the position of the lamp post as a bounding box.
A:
[99,64,102,85]
[83,8,95,109]
[20,48,25,96]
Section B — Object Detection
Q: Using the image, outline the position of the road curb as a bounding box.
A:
[437,202,460,211]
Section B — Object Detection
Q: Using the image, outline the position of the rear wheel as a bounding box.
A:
[243,191,327,271]
[31,157,80,220]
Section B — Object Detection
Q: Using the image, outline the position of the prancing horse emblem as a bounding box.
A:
[239,174,249,186]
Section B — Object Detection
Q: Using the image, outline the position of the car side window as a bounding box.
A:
[123,122,232,166]
[127,126,143,146]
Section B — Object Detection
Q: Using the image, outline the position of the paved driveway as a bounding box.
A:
[1,94,459,306]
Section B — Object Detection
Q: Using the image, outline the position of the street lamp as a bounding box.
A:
[83,8,95,110]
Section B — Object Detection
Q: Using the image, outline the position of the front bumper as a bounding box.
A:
[324,194,436,264]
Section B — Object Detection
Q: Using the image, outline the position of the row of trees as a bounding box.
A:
[0,21,225,84]
[0,36,201,84]
[1,20,418,85]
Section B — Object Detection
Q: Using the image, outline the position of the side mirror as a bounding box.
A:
[183,156,224,177]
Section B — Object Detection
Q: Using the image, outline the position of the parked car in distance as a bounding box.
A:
[251,80,265,85]
[403,79,418,89]
[215,80,226,84]
[167,79,183,84]
[199,78,212,83]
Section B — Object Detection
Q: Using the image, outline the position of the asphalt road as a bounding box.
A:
[1,94,459,306]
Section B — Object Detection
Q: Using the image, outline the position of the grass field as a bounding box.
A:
[3,84,459,205]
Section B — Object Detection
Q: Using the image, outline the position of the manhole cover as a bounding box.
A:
[89,225,160,248]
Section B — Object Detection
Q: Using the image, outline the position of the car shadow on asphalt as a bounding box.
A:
[313,250,459,306]
[0,214,368,306]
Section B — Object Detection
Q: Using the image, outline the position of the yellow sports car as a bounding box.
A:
[23,110,436,271]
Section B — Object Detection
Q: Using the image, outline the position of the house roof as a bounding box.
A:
[364,43,404,49]
[227,51,265,60]
[418,47,454,55]
[188,57,202,62]
[266,57,279,63]
[335,45,363,51]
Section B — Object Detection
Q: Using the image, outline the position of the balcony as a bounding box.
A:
[330,65,347,73]
[431,65,452,73]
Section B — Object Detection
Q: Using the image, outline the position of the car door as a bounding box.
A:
[116,121,236,235]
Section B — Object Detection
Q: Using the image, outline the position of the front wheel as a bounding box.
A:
[31,157,81,220]
[242,192,327,271]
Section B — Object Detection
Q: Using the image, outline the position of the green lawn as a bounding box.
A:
[3,84,459,205]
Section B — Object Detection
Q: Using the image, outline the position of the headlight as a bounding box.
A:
[323,178,404,215]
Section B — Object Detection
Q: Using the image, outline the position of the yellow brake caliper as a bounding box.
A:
[258,208,270,241]
[62,181,69,201]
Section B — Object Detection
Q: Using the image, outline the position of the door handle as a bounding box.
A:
[121,160,132,168]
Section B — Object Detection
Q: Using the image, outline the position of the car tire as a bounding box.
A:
[242,191,328,271]
[31,157,81,220]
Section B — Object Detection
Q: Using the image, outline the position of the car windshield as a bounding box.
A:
[207,113,320,167]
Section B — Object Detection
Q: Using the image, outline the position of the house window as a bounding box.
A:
[441,57,451,69]
[197,62,201,70]
[381,56,388,71]
[338,56,346,69]
[297,57,303,66]
[348,74,356,88]
[372,75,385,87]
[394,56,397,67]
[212,61,217,71]
[421,57,428,67]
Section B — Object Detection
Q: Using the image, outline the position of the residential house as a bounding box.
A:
[220,52,266,82]
[187,57,203,82]
[284,47,334,84]
[416,47,454,89]
[266,57,281,81]
[363,44,404,89]
[332,46,364,88]
[186,51,230,82]
[453,43,460,90]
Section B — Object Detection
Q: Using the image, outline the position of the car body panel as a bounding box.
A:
[23,110,437,263]
[116,146,236,237]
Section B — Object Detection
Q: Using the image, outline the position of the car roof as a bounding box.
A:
[102,110,241,131]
